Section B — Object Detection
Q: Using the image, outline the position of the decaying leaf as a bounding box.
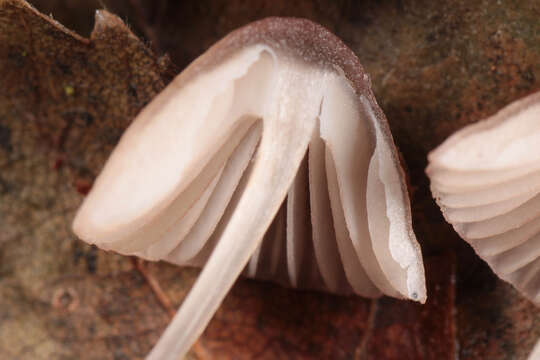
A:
[0,0,177,358]
[2,0,540,359]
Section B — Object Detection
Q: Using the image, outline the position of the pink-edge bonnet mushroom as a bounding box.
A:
[426,91,540,307]
[72,17,426,359]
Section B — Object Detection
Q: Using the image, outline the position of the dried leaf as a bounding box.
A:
[2,0,540,359]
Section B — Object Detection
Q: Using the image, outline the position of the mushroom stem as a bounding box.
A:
[147,53,326,360]
[529,339,540,360]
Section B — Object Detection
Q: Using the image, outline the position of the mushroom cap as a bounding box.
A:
[427,91,540,306]
[72,17,426,360]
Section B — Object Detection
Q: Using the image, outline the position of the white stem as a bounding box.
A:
[146,56,324,360]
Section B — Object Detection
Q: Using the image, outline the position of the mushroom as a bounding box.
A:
[529,339,540,360]
[426,91,540,306]
[72,17,426,360]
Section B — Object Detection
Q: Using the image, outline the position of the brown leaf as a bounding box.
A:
[198,255,455,360]
[1,0,540,359]
[0,1,176,358]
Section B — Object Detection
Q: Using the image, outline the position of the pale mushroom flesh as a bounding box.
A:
[72,18,425,360]
[427,91,540,306]
[529,339,540,360]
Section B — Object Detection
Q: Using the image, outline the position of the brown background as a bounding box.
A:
[0,0,539,358]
